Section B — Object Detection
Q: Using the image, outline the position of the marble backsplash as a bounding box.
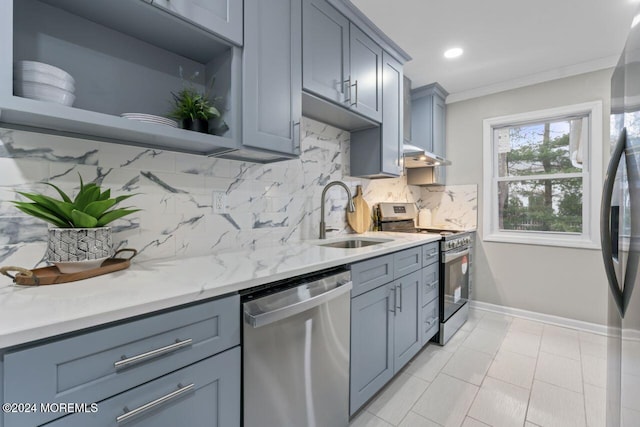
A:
[0,117,477,267]
[420,185,478,230]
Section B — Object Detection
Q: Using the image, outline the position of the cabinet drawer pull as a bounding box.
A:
[425,318,437,328]
[351,80,358,106]
[343,78,351,103]
[114,338,193,369]
[426,251,437,258]
[426,280,438,289]
[116,383,195,423]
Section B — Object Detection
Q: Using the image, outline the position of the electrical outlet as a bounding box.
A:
[212,191,227,214]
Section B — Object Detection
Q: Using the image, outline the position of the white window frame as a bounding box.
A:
[482,101,603,249]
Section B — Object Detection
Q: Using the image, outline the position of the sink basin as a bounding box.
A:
[317,238,392,249]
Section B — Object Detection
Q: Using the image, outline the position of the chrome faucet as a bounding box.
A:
[319,181,356,239]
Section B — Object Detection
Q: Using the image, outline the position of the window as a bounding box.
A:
[482,101,602,248]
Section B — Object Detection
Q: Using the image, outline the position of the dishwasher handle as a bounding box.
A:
[244,280,352,328]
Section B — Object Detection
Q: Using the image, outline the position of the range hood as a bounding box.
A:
[402,144,451,168]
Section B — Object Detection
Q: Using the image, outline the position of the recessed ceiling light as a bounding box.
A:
[632,13,640,28]
[444,47,463,59]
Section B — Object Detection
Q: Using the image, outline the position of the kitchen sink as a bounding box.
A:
[316,238,392,249]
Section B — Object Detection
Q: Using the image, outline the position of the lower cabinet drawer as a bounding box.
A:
[3,294,240,427]
[46,347,241,427]
[422,242,439,267]
[394,246,422,278]
[351,254,394,297]
[421,263,439,306]
[421,299,439,346]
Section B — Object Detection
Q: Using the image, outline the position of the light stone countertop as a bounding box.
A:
[0,232,441,349]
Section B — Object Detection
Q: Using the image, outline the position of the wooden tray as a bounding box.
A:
[0,249,137,286]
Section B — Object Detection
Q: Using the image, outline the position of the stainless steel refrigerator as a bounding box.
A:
[605,15,640,427]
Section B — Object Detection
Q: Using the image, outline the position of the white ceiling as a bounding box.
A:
[351,0,639,102]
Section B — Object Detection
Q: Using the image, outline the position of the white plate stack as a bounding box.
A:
[120,113,178,128]
[13,61,76,106]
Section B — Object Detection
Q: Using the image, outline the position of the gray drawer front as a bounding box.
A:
[393,247,421,278]
[45,347,241,427]
[421,298,439,346]
[351,254,394,297]
[4,295,240,427]
[421,263,439,306]
[422,242,439,267]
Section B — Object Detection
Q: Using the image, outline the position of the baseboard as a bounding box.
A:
[469,300,609,336]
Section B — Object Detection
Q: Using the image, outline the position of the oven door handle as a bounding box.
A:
[443,248,470,263]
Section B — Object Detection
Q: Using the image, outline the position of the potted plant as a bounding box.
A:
[169,74,221,133]
[11,175,139,273]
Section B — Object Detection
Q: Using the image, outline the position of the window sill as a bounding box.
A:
[483,232,601,250]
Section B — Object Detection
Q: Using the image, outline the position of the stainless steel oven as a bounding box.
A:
[438,233,472,344]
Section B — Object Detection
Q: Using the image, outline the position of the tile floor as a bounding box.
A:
[349,308,607,427]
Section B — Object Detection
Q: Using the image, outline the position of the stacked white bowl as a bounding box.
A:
[13,61,76,106]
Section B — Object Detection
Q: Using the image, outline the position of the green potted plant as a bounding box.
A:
[11,175,139,273]
[169,86,221,133]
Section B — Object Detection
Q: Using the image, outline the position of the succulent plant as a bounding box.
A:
[12,174,139,228]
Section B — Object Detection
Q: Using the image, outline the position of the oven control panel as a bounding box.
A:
[443,235,472,251]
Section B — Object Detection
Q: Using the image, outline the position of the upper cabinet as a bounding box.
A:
[350,52,402,178]
[407,83,449,185]
[242,0,302,157]
[149,0,243,46]
[403,76,412,143]
[410,83,448,155]
[302,0,405,131]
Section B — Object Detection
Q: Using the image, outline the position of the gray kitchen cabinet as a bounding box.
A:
[2,294,240,427]
[393,270,422,369]
[243,0,302,156]
[45,347,241,427]
[408,83,449,185]
[1,0,294,163]
[349,244,435,414]
[302,0,386,127]
[350,51,402,178]
[149,0,243,46]
[302,0,350,104]
[350,282,395,415]
[420,241,440,345]
[349,24,383,122]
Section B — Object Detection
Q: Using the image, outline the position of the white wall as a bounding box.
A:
[446,68,612,325]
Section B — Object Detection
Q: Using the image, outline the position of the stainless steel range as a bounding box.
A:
[378,202,471,345]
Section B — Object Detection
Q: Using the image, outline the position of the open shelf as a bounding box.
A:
[1,0,242,156]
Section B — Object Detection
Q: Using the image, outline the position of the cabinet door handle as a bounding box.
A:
[395,285,401,312]
[116,383,195,424]
[343,78,351,103]
[351,80,358,107]
[291,121,301,153]
[388,287,396,314]
[114,338,193,370]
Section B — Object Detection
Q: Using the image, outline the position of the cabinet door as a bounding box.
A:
[350,283,394,415]
[349,24,383,122]
[150,0,243,45]
[243,0,301,155]
[381,52,402,176]
[44,347,241,427]
[302,0,350,104]
[410,92,434,153]
[432,94,447,182]
[403,75,412,143]
[393,270,421,371]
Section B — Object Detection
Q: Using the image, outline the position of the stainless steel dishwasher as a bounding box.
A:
[242,267,352,427]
